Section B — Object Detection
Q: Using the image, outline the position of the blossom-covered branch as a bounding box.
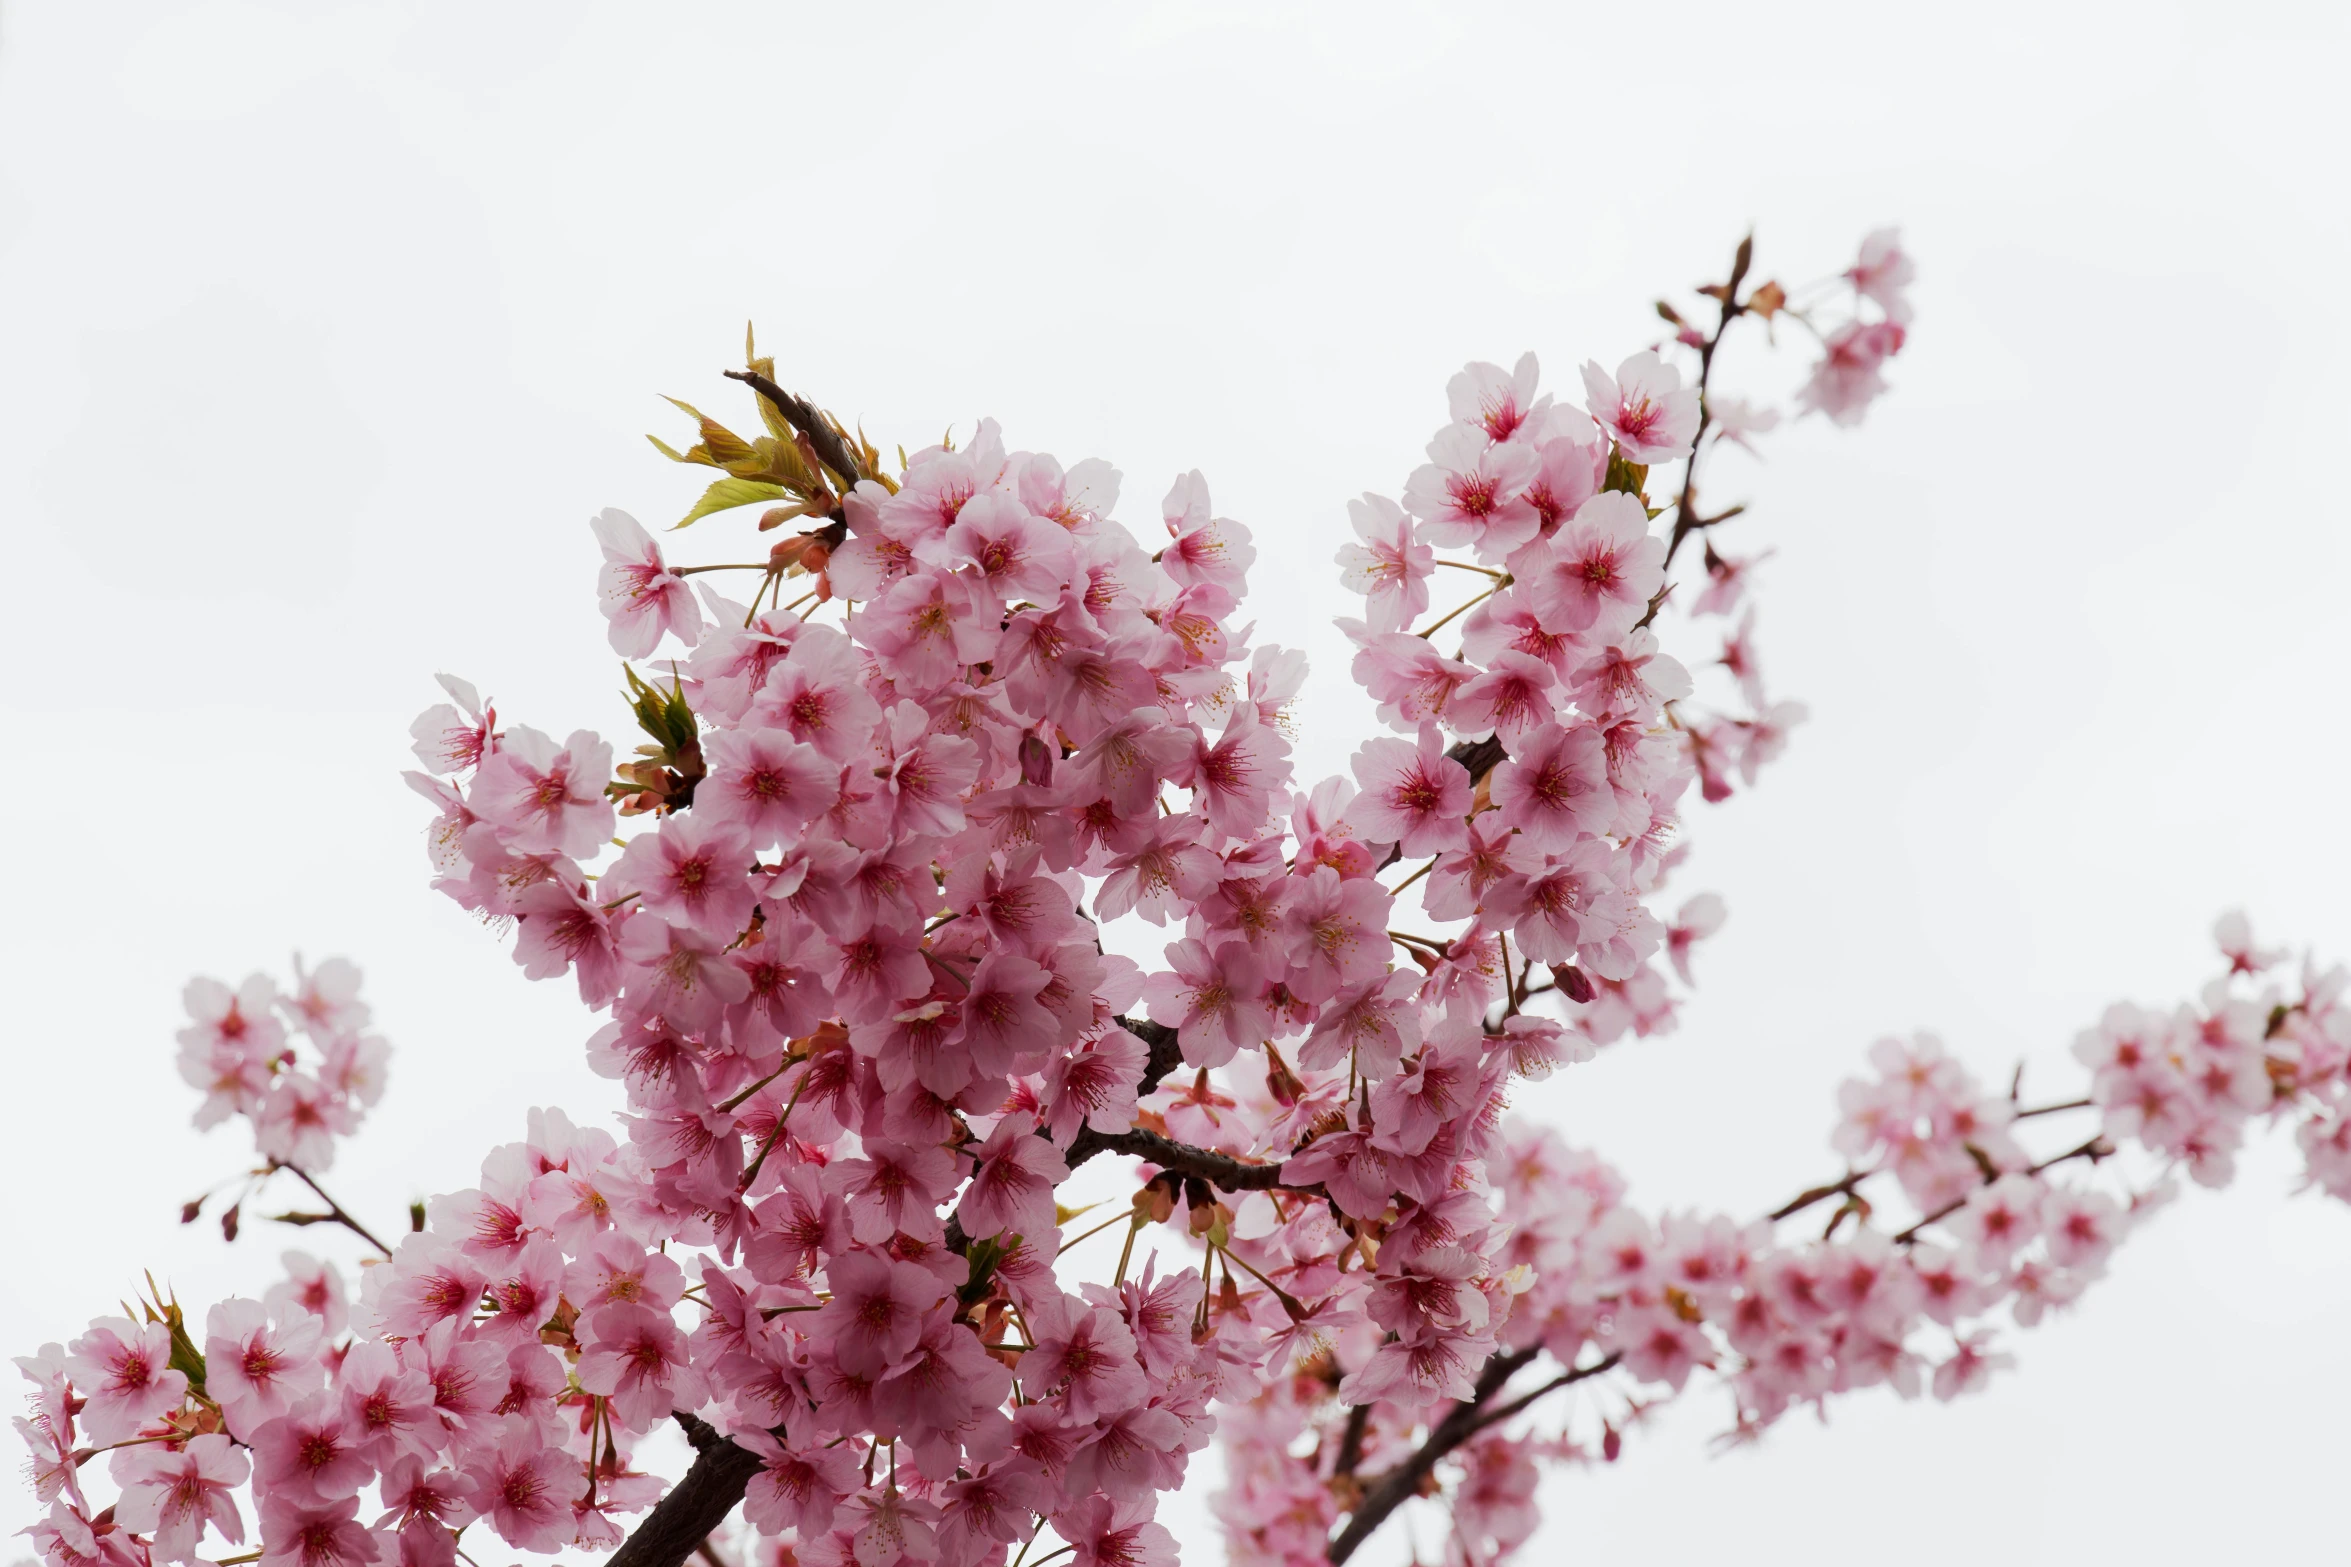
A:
[21,227,2347,1567]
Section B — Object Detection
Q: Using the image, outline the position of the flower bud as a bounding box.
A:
[1019,733,1054,788]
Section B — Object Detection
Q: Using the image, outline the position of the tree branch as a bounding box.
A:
[1765,1169,1870,1224]
[1066,1125,1320,1195]
[721,369,867,488]
[1326,1346,1618,1563]
[1446,733,1508,785]
[1661,235,1753,572]
[1121,1015,1185,1099]
[1459,1353,1621,1439]
[1890,1135,2112,1245]
[1332,1400,1374,1479]
[275,1164,395,1258]
[607,1414,764,1567]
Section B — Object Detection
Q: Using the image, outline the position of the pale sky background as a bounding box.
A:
[4,3,2348,1563]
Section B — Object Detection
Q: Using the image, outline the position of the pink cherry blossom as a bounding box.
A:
[1489,721,1613,849]
[696,727,840,849]
[256,1493,381,1567]
[1404,423,1542,558]
[1159,470,1255,594]
[111,1435,248,1565]
[1847,226,1916,323]
[1334,493,1433,633]
[575,1303,707,1431]
[1512,490,1665,636]
[469,725,614,859]
[251,1396,370,1503]
[205,1299,323,1441]
[65,1319,187,1445]
[610,813,754,938]
[1345,724,1472,856]
[1581,350,1700,463]
[1449,651,1558,746]
[1448,353,1545,445]
[1021,1296,1147,1421]
[406,675,495,776]
[1798,319,1907,426]
[956,1111,1071,1242]
[1060,1493,1179,1567]
[811,1250,943,1378]
[1142,938,1272,1069]
[945,491,1077,600]
[591,508,700,657]
[267,1252,349,1338]
[464,1426,575,1552]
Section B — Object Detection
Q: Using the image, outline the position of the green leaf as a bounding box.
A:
[676,476,790,530]
[1603,448,1649,496]
[959,1236,1008,1308]
[622,665,699,758]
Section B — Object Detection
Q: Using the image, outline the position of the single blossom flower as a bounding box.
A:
[1334,492,1434,632]
[591,508,700,657]
[1581,350,1700,463]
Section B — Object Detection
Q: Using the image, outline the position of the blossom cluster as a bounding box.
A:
[21,227,2334,1567]
[174,960,387,1174]
[1215,915,2351,1566]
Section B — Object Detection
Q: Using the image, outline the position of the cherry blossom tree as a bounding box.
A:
[19,229,2349,1567]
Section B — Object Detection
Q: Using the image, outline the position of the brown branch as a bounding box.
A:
[1460,1351,1622,1439]
[1765,1169,1870,1224]
[1446,733,1508,785]
[1121,1015,1185,1099]
[1059,1015,1187,1173]
[721,369,867,488]
[1661,234,1754,572]
[2014,1097,2094,1120]
[1067,1125,1321,1196]
[1890,1135,2112,1245]
[276,1164,395,1258]
[1332,1400,1374,1479]
[607,1414,763,1567]
[1326,1347,1616,1563]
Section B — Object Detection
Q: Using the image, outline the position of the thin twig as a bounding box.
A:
[2014,1097,2094,1120]
[1661,235,1754,572]
[1413,587,1497,641]
[1891,1136,2111,1245]
[279,1165,395,1258]
[1326,1348,1618,1563]
[1765,1169,1871,1224]
[721,369,867,488]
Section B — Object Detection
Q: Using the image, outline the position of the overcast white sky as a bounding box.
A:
[4,2,2348,1563]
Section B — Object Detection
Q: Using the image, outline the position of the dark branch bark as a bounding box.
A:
[1332,1400,1374,1479]
[1890,1135,2111,1245]
[607,1414,764,1567]
[1325,1349,1619,1563]
[1326,1347,1535,1563]
[1766,1169,1869,1223]
[721,369,867,487]
[1447,733,1508,785]
[1061,1018,1187,1172]
[1122,1016,1185,1098]
[1661,235,1753,573]
[276,1163,395,1258]
[1066,1125,1320,1195]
